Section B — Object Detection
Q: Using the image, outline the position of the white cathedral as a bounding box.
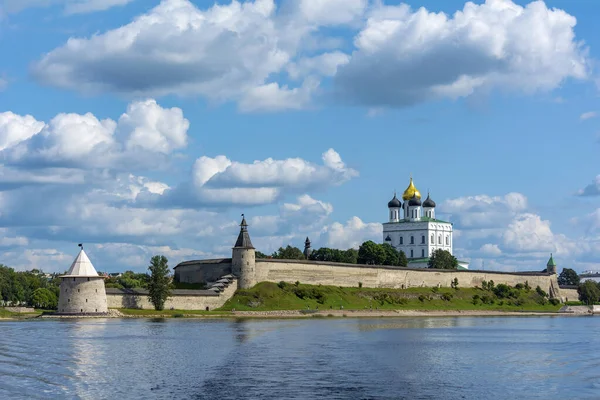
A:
[383,177,468,269]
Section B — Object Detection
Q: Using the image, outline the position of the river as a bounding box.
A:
[1,316,599,399]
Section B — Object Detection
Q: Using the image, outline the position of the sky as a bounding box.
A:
[0,0,599,274]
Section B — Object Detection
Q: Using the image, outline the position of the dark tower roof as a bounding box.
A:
[385,235,391,241]
[423,192,436,208]
[234,214,255,249]
[305,237,311,245]
[408,195,421,206]
[388,193,401,208]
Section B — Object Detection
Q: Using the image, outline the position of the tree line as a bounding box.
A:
[257,240,459,269]
[0,265,61,309]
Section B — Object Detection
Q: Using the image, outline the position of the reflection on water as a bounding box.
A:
[1,317,600,399]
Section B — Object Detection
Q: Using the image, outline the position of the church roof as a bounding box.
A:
[547,253,556,267]
[62,248,100,277]
[423,193,436,208]
[408,194,421,206]
[388,193,401,208]
[402,177,421,200]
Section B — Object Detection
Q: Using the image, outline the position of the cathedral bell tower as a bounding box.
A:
[232,214,256,289]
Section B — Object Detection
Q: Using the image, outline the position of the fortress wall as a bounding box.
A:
[174,259,232,283]
[255,259,559,293]
[559,288,579,302]
[106,280,238,310]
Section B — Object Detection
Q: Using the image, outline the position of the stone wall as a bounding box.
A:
[58,277,108,314]
[106,280,238,310]
[559,287,579,302]
[174,259,232,283]
[254,259,560,294]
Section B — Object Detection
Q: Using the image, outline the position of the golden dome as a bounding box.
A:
[402,177,421,200]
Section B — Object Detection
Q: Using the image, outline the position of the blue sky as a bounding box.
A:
[0,0,599,273]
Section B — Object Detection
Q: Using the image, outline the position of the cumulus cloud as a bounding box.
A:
[322,216,381,250]
[1,99,189,169]
[31,0,294,104]
[2,0,135,14]
[577,175,600,196]
[441,192,527,228]
[580,111,598,121]
[30,0,589,111]
[146,148,358,208]
[334,0,589,107]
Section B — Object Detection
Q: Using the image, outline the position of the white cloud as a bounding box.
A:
[322,216,381,249]
[1,99,189,169]
[2,0,134,14]
[0,112,45,151]
[577,175,600,196]
[479,243,501,256]
[441,192,527,228]
[238,78,319,112]
[64,0,134,15]
[580,111,597,121]
[334,0,589,107]
[296,0,367,26]
[28,0,591,111]
[118,99,189,154]
[31,0,292,104]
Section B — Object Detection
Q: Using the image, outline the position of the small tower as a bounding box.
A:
[303,237,312,259]
[387,192,401,222]
[57,244,108,315]
[423,192,436,219]
[546,253,557,274]
[232,214,256,289]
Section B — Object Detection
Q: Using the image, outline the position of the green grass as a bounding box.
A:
[218,282,563,313]
[0,308,44,318]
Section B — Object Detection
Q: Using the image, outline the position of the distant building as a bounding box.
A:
[383,176,468,269]
[57,245,108,315]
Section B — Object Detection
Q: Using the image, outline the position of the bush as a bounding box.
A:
[481,295,494,305]
[295,281,300,287]
[451,278,459,290]
[515,283,525,290]
[535,286,548,298]
[358,282,363,288]
[441,293,453,301]
[277,281,287,290]
[494,284,516,299]
[472,294,480,305]
[418,295,427,303]
[431,286,439,293]
[173,313,184,318]
[549,298,561,306]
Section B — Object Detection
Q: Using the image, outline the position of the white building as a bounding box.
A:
[383,177,468,269]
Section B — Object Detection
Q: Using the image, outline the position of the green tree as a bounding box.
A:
[427,249,458,270]
[147,255,173,311]
[578,280,600,306]
[31,288,58,309]
[271,246,305,260]
[309,247,338,262]
[255,251,269,259]
[397,250,408,268]
[557,268,580,286]
[381,243,400,266]
[340,249,359,264]
[357,241,386,265]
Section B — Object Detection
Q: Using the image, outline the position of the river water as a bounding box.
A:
[1,316,599,399]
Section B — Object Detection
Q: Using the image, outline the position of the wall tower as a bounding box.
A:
[546,253,557,274]
[57,244,108,314]
[303,237,312,259]
[231,214,256,289]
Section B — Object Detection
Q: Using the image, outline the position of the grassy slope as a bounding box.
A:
[219,282,562,313]
[0,308,43,318]
[118,309,227,316]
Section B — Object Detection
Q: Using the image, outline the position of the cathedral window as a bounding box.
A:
[422,249,425,257]
[438,236,442,244]
[400,237,403,245]
[431,234,434,243]
[421,235,425,244]
[410,250,414,258]
[446,236,449,245]
[410,236,414,244]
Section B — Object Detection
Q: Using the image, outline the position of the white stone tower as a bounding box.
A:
[231,214,256,289]
[58,244,108,314]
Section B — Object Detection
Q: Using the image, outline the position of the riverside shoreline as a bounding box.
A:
[21,308,588,319]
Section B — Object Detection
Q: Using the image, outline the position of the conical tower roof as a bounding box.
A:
[547,253,556,267]
[62,248,100,277]
[234,214,254,249]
